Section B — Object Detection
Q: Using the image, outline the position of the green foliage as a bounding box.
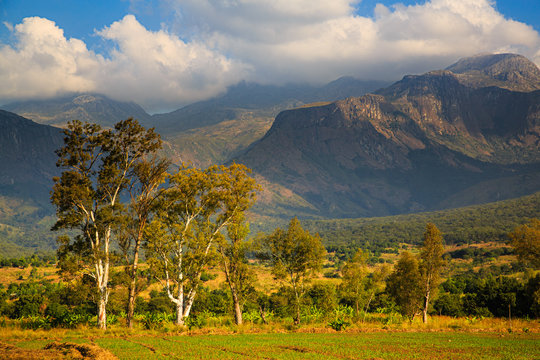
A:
[419,223,445,322]
[304,192,540,251]
[509,218,540,269]
[327,317,350,331]
[184,315,204,330]
[435,272,540,318]
[51,118,162,330]
[219,212,258,324]
[139,312,174,330]
[257,217,326,324]
[145,162,258,325]
[386,251,423,321]
[340,249,369,315]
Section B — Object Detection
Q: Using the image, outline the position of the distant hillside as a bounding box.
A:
[0,110,63,205]
[0,110,63,257]
[302,191,540,253]
[2,94,152,128]
[237,53,540,218]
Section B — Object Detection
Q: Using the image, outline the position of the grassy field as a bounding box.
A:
[1,314,539,360]
[1,328,538,360]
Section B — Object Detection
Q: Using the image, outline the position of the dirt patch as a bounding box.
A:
[0,341,118,360]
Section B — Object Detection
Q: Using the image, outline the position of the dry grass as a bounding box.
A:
[0,266,59,285]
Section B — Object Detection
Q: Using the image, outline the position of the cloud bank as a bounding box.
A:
[1,0,539,112]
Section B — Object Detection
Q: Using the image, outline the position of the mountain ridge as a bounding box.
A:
[236,53,540,218]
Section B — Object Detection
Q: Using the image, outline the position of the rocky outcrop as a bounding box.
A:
[446,53,540,92]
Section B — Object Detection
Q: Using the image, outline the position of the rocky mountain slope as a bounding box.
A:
[237,54,540,218]
[151,79,389,167]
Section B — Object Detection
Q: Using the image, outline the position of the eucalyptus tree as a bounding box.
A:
[145,163,258,326]
[340,249,369,316]
[121,155,170,328]
[51,118,161,329]
[257,217,326,325]
[419,223,445,323]
[218,213,257,325]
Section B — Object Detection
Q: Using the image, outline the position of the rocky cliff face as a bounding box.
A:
[238,54,540,218]
[446,53,540,92]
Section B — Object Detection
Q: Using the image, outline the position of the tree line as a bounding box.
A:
[40,119,540,330]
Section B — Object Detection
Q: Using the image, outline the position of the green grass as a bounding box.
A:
[89,332,540,360]
[2,322,539,360]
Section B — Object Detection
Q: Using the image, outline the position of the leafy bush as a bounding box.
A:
[185,315,204,330]
[140,312,173,330]
[328,317,350,331]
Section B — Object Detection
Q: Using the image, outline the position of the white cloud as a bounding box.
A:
[95,15,249,111]
[166,0,540,83]
[0,15,249,112]
[0,17,99,99]
[1,0,540,111]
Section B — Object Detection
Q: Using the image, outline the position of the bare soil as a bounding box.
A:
[0,341,118,360]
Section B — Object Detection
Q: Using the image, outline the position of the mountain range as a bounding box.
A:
[0,53,539,256]
[2,78,389,168]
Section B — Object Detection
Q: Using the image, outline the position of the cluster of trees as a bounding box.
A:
[51,119,258,329]
[2,219,538,329]
[0,219,538,329]
[0,254,56,268]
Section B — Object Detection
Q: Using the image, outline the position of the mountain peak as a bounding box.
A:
[2,93,151,128]
[72,94,103,105]
[445,53,540,91]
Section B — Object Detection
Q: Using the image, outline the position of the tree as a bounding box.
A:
[419,223,445,323]
[340,249,369,316]
[258,217,326,325]
[509,218,540,269]
[218,213,257,325]
[145,163,258,326]
[120,154,169,328]
[386,251,423,321]
[51,119,161,329]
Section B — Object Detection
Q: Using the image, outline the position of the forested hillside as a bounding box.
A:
[303,191,540,253]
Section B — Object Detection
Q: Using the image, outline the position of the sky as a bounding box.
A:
[1,0,539,113]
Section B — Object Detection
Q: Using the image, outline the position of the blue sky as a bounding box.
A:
[1,0,539,111]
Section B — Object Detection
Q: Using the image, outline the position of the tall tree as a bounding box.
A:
[340,249,369,316]
[509,218,540,269]
[145,163,258,325]
[120,154,169,328]
[258,217,326,325]
[386,251,423,321]
[419,223,445,324]
[340,250,391,319]
[218,213,257,325]
[51,118,160,329]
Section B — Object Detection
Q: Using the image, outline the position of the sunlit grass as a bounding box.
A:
[1,316,538,360]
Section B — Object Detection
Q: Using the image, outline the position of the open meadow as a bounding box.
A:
[1,317,539,360]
